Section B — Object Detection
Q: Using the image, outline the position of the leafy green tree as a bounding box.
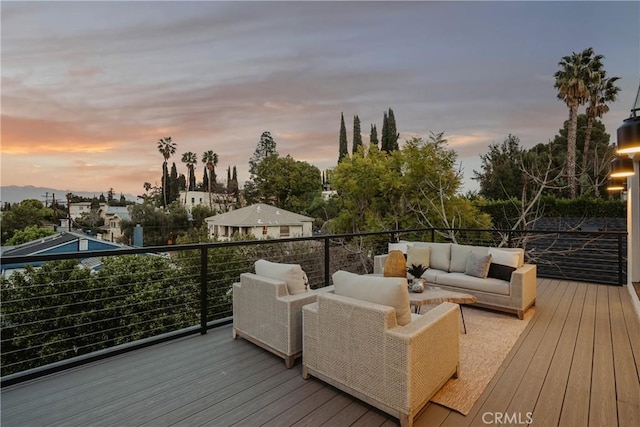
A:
[554,47,602,198]
[249,131,278,176]
[5,225,57,245]
[352,115,363,155]
[252,155,322,214]
[0,199,49,243]
[473,135,526,200]
[157,136,177,207]
[331,133,490,236]
[1,256,198,375]
[338,113,348,162]
[181,151,198,191]
[246,132,278,204]
[121,201,190,246]
[370,124,379,149]
[74,208,105,235]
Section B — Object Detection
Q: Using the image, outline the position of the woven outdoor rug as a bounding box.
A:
[430,305,535,415]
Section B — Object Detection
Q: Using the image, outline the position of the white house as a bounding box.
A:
[98,206,131,242]
[179,190,235,213]
[69,202,103,220]
[204,204,314,241]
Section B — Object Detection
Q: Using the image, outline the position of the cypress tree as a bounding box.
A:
[202,168,209,192]
[338,113,348,162]
[370,124,379,149]
[226,166,232,192]
[381,111,389,152]
[388,108,399,151]
[170,162,180,203]
[352,115,363,154]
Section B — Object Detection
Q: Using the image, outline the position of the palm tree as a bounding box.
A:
[157,137,176,207]
[554,48,598,198]
[202,150,219,208]
[582,71,620,189]
[181,151,198,191]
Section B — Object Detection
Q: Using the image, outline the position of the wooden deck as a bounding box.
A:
[2,278,639,426]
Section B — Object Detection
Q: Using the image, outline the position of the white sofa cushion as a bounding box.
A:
[436,272,510,295]
[389,242,410,254]
[413,242,451,272]
[424,268,448,283]
[332,270,412,326]
[450,244,489,273]
[407,246,430,270]
[254,259,308,295]
[488,248,520,268]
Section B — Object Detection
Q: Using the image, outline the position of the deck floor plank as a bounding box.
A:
[1,278,639,427]
[609,286,640,426]
[464,279,569,425]
[589,285,618,426]
[529,280,587,426]
[505,280,578,417]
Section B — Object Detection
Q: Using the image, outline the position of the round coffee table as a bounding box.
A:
[409,285,477,333]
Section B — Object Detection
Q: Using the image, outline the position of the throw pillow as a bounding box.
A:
[383,250,407,278]
[406,246,430,271]
[465,252,492,279]
[488,263,516,281]
[332,270,412,326]
[254,259,308,295]
[488,248,520,268]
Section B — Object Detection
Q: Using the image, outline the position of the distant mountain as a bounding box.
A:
[0,186,138,205]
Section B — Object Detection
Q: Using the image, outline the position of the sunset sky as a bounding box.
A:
[1,1,639,198]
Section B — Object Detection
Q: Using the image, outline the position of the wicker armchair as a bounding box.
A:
[232,272,333,368]
[302,293,460,427]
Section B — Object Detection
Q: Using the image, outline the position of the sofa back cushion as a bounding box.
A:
[488,248,521,268]
[407,246,431,270]
[450,244,489,273]
[412,242,452,272]
[254,259,308,295]
[332,270,412,326]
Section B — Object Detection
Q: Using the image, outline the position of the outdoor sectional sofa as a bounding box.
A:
[374,242,537,319]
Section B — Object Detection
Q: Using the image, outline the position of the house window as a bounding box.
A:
[191,198,195,204]
[280,226,290,237]
[262,226,268,235]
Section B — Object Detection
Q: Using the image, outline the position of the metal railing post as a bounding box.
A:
[324,237,330,287]
[200,247,208,334]
[618,233,624,286]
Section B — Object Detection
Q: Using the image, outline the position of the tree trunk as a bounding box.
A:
[566,104,578,199]
[163,161,168,207]
[581,116,594,195]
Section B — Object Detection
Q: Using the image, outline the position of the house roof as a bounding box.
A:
[205,204,314,227]
[1,231,125,257]
[101,206,131,222]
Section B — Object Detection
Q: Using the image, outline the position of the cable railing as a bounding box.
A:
[0,227,626,385]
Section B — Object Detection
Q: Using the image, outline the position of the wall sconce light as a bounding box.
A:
[610,156,635,177]
[606,177,627,192]
[617,81,640,155]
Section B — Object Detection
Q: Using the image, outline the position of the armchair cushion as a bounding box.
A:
[332,270,412,326]
[254,259,308,295]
